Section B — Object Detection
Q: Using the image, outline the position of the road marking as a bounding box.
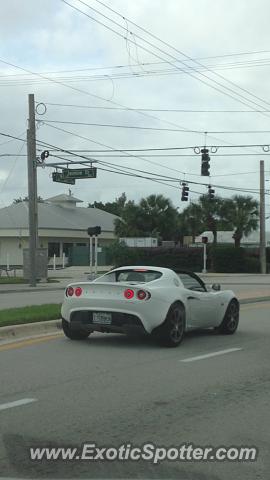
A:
[0,333,62,352]
[180,347,243,363]
[0,398,37,412]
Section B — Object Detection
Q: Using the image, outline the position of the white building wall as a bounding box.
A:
[0,237,26,265]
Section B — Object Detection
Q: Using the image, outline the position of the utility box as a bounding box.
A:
[23,248,48,280]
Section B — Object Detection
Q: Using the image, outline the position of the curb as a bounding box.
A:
[0,286,65,294]
[239,296,270,305]
[0,319,62,343]
[0,296,269,344]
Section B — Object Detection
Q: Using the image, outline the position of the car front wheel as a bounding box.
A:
[62,319,91,340]
[153,302,185,347]
[217,300,239,334]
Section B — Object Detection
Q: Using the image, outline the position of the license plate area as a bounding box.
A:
[92,312,112,325]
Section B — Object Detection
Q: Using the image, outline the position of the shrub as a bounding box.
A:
[105,242,204,271]
[211,246,261,273]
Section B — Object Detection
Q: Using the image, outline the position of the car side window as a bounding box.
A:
[178,273,206,292]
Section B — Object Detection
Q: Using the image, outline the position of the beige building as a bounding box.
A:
[0,193,118,266]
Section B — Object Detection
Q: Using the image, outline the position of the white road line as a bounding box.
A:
[180,348,243,363]
[0,398,37,412]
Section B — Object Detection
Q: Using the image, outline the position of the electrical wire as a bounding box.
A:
[3,58,270,87]
[63,0,270,116]
[91,0,270,113]
[38,119,270,135]
[38,101,270,113]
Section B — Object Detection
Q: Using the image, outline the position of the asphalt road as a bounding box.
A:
[0,301,269,479]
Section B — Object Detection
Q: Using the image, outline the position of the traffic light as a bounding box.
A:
[208,185,215,200]
[181,182,189,201]
[201,148,210,176]
[87,226,101,236]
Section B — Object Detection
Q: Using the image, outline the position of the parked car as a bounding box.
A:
[61,266,239,347]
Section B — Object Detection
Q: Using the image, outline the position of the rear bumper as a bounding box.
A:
[65,310,147,335]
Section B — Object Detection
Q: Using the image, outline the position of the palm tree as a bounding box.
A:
[179,203,204,243]
[221,195,259,247]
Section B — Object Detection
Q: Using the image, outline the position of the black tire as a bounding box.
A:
[217,300,239,335]
[62,319,91,340]
[153,302,185,347]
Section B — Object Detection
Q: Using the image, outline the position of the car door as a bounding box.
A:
[178,272,218,328]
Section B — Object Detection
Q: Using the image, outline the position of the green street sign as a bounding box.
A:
[52,172,75,184]
[62,167,97,179]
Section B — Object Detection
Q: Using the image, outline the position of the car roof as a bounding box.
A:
[111,266,174,274]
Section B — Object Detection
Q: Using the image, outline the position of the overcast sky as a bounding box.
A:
[0,0,269,225]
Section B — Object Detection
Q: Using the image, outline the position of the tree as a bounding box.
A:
[138,194,179,240]
[178,203,205,244]
[114,200,143,237]
[13,196,44,203]
[88,192,127,216]
[220,195,259,247]
[180,195,224,244]
[114,194,179,240]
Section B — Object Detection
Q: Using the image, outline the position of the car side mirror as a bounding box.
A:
[211,283,221,291]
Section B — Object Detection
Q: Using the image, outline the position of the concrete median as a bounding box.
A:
[0,319,62,343]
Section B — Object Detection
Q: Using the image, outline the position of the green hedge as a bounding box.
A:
[105,242,204,271]
[210,246,261,273]
[105,242,269,273]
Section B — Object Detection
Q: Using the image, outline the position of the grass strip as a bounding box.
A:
[0,304,61,327]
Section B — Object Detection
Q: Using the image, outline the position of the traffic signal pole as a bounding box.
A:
[259,160,266,274]
[27,94,38,287]
[89,236,93,277]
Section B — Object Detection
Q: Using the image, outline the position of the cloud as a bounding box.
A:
[0,0,269,225]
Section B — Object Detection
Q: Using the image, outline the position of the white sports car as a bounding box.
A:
[61,266,239,347]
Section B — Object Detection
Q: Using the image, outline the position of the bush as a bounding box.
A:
[211,246,261,273]
[105,242,204,271]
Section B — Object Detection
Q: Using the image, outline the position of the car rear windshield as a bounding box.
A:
[98,269,162,283]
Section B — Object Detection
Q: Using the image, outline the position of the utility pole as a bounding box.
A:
[260,160,266,274]
[27,94,38,286]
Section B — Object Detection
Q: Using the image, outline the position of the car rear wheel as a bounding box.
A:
[153,302,185,347]
[217,300,239,334]
[62,319,91,340]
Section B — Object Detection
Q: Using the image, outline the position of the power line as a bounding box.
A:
[63,0,270,116]
[41,139,262,194]
[0,131,27,143]
[2,57,270,87]
[2,49,270,78]
[40,121,190,177]
[38,119,270,134]
[42,143,270,152]
[0,56,219,145]
[45,153,270,157]
[39,102,270,113]
[91,0,270,114]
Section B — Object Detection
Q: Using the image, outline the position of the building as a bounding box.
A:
[0,193,119,266]
[195,230,270,246]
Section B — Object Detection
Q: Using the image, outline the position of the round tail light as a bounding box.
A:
[137,289,147,300]
[75,287,83,297]
[124,288,134,299]
[66,286,74,297]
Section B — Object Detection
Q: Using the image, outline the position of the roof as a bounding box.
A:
[0,202,119,232]
[46,194,83,203]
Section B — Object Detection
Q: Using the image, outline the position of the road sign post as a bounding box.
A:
[202,236,208,274]
[87,226,101,279]
[94,235,98,276]
[89,236,93,278]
